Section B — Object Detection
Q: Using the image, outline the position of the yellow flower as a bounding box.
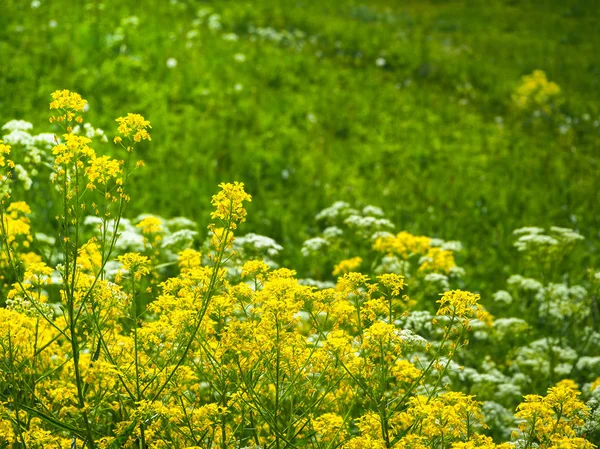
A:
[136,216,163,234]
[312,413,346,443]
[515,381,590,443]
[377,273,406,296]
[86,155,122,187]
[436,289,484,324]
[241,259,270,280]
[52,134,95,166]
[513,70,562,113]
[373,231,430,258]
[115,113,152,143]
[0,141,12,168]
[419,246,456,274]
[178,248,202,272]
[403,392,484,440]
[50,89,87,112]
[333,256,362,276]
[49,89,87,124]
[210,182,252,229]
[117,252,150,281]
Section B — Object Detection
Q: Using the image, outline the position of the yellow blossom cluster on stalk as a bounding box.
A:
[513,70,562,114]
[374,230,457,274]
[513,380,594,449]
[49,89,87,127]
[0,141,15,178]
[0,92,596,449]
[114,113,152,144]
[333,256,363,276]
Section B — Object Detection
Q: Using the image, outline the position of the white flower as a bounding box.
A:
[315,201,354,222]
[161,229,197,250]
[2,130,33,146]
[166,58,178,69]
[362,205,384,217]
[236,233,283,257]
[376,57,386,67]
[507,275,543,292]
[234,53,246,62]
[2,120,33,132]
[493,290,513,304]
[513,226,545,236]
[550,226,584,243]
[301,237,329,257]
[322,226,344,240]
[424,273,449,291]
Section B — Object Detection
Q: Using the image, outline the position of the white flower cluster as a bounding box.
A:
[513,225,584,253]
[2,120,56,191]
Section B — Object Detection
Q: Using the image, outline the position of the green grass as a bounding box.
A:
[1,0,599,293]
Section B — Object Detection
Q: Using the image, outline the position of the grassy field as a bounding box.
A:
[1,0,599,292]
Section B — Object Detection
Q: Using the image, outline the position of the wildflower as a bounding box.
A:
[49,89,87,124]
[403,392,485,440]
[437,289,486,325]
[178,248,202,272]
[333,257,362,276]
[52,134,95,166]
[2,120,33,132]
[0,140,13,168]
[377,273,406,296]
[115,113,152,143]
[419,246,456,274]
[117,252,150,281]
[513,70,561,113]
[86,155,122,187]
[136,216,163,234]
[241,259,270,280]
[373,231,431,258]
[210,182,252,229]
[515,381,590,443]
[312,413,347,443]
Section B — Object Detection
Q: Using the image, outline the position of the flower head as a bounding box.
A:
[210,182,252,229]
[115,113,151,143]
[49,90,87,124]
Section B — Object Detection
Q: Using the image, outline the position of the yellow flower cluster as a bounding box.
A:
[210,181,252,229]
[513,70,562,113]
[374,230,431,257]
[1,201,33,247]
[52,134,95,166]
[0,140,14,171]
[137,216,163,234]
[420,246,456,274]
[115,112,152,143]
[374,231,456,274]
[437,289,491,325]
[49,89,87,125]
[85,155,123,188]
[514,380,592,448]
[333,256,363,276]
[117,252,150,281]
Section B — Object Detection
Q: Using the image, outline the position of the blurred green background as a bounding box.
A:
[1,0,599,292]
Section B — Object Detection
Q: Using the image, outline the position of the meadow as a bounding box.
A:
[0,0,599,448]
